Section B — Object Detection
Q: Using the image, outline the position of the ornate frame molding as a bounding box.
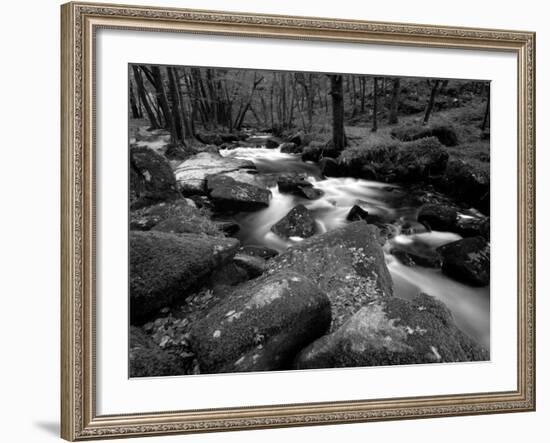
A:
[61,2,536,440]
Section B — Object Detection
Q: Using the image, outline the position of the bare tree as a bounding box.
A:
[131,65,160,129]
[329,74,346,152]
[388,77,401,124]
[423,79,441,125]
[166,67,186,146]
[371,77,379,132]
[481,83,490,132]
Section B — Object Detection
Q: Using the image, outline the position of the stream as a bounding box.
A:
[219,144,490,350]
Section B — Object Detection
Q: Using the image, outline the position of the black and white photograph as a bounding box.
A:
[128,64,491,377]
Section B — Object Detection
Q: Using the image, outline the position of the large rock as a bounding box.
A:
[417,204,458,231]
[189,271,332,374]
[279,142,301,154]
[390,243,442,268]
[206,175,272,211]
[174,152,256,195]
[391,124,459,147]
[130,199,222,236]
[294,293,488,369]
[267,222,393,330]
[130,231,240,324]
[339,137,448,183]
[287,132,305,147]
[393,137,449,181]
[346,205,385,225]
[319,157,342,177]
[266,136,282,149]
[438,159,490,215]
[130,145,181,209]
[418,204,488,238]
[437,236,490,286]
[195,131,223,146]
[277,174,323,200]
[129,327,184,377]
[301,141,328,162]
[271,204,317,239]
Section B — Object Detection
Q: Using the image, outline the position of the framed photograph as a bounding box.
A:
[61,1,536,440]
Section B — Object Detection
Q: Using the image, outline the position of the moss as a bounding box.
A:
[130,145,180,209]
[189,271,331,374]
[130,231,239,324]
[130,200,222,236]
[129,327,185,377]
[267,222,393,330]
[295,293,488,369]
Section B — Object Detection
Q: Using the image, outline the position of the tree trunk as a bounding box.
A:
[371,77,378,132]
[388,77,401,124]
[423,79,441,125]
[129,82,142,119]
[132,66,160,129]
[360,77,366,113]
[329,74,346,152]
[151,66,173,131]
[166,67,186,146]
[481,83,490,131]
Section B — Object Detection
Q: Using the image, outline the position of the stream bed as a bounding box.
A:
[219,145,490,350]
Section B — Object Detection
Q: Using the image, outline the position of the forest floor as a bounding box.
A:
[341,99,489,170]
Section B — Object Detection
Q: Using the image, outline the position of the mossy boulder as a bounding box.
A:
[390,241,442,268]
[279,142,301,154]
[267,222,393,330]
[206,175,272,212]
[130,145,180,209]
[277,174,323,200]
[417,204,459,231]
[339,137,448,183]
[130,231,240,324]
[271,204,317,239]
[437,236,490,286]
[294,293,488,369]
[174,152,256,195]
[189,271,332,374]
[394,137,449,180]
[438,159,490,215]
[130,199,222,236]
[346,205,385,225]
[302,141,331,162]
[391,124,459,147]
[129,327,184,377]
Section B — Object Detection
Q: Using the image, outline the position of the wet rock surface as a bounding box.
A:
[130,145,181,209]
[271,204,317,239]
[418,204,459,231]
[206,174,272,212]
[294,293,488,369]
[277,174,323,200]
[174,152,256,195]
[189,271,332,374]
[437,236,490,286]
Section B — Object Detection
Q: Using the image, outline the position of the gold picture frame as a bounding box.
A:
[61,1,536,440]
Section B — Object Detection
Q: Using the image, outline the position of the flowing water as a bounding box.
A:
[219,145,490,350]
